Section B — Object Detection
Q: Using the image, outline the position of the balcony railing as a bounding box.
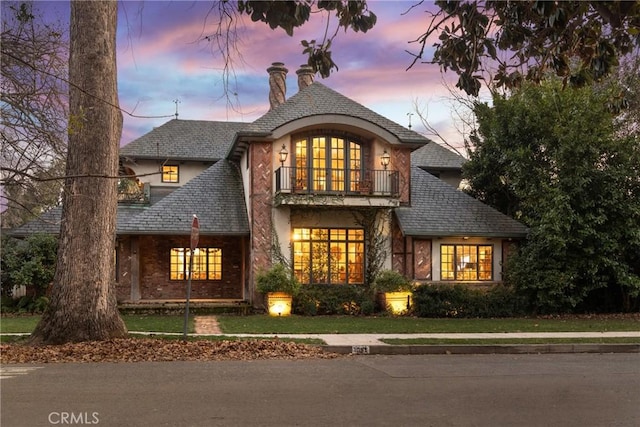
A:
[117,179,149,203]
[275,166,399,197]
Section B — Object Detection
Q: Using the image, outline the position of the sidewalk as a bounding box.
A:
[183,315,640,355]
[187,331,640,346]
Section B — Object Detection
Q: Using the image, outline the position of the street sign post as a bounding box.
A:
[183,215,199,341]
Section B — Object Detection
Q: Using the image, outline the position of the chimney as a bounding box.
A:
[267,62,288,110]
[296,64,315,91]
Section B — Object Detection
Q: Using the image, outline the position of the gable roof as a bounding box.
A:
[120,119,248,161]
[117,160,249,235]
[244,82,430,145]
[411,142,466,171]
[395,167,528,238]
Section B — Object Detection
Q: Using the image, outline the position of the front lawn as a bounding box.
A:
[2,314,638,335]
[0,315,193,334]
[215,314,640,334]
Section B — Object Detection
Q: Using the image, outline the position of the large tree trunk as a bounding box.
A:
[30,0,127,345]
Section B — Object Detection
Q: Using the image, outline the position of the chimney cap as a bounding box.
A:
[267,62,288,72]
[296,64,314,74]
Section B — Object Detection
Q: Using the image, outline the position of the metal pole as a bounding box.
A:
[183,251,193,341]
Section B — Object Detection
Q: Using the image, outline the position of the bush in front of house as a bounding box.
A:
[412,283,528,318]
[255,263,301,295]
[293,284,374,315]
[1,234,57,307]
[372,270,413,293]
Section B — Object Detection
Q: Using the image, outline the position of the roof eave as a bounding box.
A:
[116,230,249,236]
[120,155,220,163]
[402,231,528,239]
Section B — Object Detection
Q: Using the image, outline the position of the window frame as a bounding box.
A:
[292,227,365,285]
[170,247,222,281]
[292,133,364,193]
[161,165,179,183]
[440,244,493,282]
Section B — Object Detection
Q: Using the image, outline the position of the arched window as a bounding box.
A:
[293,134,363,192]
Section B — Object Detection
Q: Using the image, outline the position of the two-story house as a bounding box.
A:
[13,63,528,308]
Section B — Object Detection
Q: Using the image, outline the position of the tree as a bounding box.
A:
[1,2,68,227]
[206,0,376,81]
[464,80,640,312]
[30,1,127,344]
[410,1,640,96]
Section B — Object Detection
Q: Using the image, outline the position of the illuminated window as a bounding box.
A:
[293,135,362,192]
[292,228,364,285]
[162,165,179,183]
[170,248,222,280]
[441,245,492,281]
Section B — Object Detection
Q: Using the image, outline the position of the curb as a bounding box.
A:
[323,343,640,355]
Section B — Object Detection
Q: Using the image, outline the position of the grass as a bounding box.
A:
[215,314,640,334]
[0,315,193,334]
[2,314,639,336]
[381,337,640,345]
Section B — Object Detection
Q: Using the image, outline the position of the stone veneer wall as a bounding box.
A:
[115,235,244,301]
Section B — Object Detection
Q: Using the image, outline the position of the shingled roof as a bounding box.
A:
[411,142,466,170]
[117,160,249,235]
[245,82,430,145]
[7,205,148,237]
[395,167,528,238]
[120,119,248,161]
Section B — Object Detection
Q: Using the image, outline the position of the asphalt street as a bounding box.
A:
[2,353,639,427]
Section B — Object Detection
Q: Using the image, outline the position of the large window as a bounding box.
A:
[441,245,492,281]
[162,165,179,183]
[292,228,364,285]
[294,135,362,192]
[170,248,222,280]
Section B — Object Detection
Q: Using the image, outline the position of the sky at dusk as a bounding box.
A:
[28,1,473,151]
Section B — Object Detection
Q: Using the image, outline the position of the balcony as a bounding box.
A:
[274,166,400,207]
[117,178,149,204]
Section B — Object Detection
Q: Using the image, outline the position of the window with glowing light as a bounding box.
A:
[293,135,362,192]
[170,248,222,280]
[292,228,364,285]
[441,245,492,281]
[162,165,179,183]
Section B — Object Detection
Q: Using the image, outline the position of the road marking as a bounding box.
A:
[0,366,42,380]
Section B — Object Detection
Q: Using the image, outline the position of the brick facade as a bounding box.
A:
[116,235,245,301]
[391,216,406,275]
[249,142,274,301]
[391,147,412,204]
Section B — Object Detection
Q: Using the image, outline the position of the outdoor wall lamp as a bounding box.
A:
[279,144,288,166]
[380,149,390,170]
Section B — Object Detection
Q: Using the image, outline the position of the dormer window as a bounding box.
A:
[293,134,363,192]
[162,165,179,183]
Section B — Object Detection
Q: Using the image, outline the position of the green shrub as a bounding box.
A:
[293,284,373,315]
[7,295,50,314]
[413,284,527,318]
[373,270,413,292]
[256,263,301,295]
[1,234,57,299]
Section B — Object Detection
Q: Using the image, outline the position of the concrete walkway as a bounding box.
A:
[193,316,222,334]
